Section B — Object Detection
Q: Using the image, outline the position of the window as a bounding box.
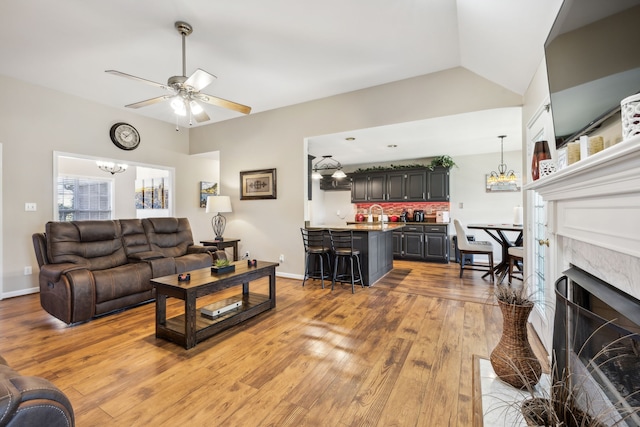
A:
[57,176,112,221]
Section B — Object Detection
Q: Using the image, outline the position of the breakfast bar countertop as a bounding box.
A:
[307,223,406,232]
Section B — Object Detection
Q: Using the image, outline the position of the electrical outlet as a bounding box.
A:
[244,251,250,259]
[24,266,32,275]
[279,254,285,263]
[25,203,37,211]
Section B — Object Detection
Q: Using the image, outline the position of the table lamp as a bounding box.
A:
[206,195,232,241]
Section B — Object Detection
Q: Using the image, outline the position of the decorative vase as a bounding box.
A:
[531,140,551,181]
[490,300,542,389]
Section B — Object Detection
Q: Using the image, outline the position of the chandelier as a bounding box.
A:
[487,135,517,189]
[311,155,347,179]
[96,161,128,175]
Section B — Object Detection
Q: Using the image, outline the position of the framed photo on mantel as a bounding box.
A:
[240,168,277,200]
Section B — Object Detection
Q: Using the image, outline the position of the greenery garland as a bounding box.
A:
[352,155,457,174]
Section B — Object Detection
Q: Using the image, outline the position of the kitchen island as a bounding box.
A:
[307,223,405,286]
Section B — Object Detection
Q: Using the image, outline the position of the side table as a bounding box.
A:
[201,238,240,261]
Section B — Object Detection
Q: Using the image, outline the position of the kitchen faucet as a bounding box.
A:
[369,204,385,224]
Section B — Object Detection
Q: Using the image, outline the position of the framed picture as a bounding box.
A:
[240,168,277,200]
[200,181,218,207]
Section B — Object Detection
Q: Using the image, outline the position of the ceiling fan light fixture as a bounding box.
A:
[189,100,203,115]
[170,97,186,116]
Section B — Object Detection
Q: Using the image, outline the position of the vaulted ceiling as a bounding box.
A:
[0,0,563,161]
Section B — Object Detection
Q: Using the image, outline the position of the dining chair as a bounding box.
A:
[328,230,364,293]
[453,219,494,282]
[508,246,524,283]
[300,228,332,288]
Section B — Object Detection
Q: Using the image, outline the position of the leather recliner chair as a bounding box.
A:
[0,355,74,426]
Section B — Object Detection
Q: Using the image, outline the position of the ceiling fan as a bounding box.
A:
[106,21,251,125]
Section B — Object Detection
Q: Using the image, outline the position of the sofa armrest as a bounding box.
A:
[39,263,90,284]
[127,250,165,262]
[0,362,74,427]
[186,245,209,254]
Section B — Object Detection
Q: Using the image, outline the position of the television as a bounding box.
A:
[545,0,640,148]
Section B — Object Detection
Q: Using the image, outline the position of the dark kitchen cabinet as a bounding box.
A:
[386,172,406,201]
[393,224,449,263]
[368,173,386,201]
[320,175,351,191]
[350,167,449,202]
[427,167,450,201]
[424,225,449,262]
[392,231,403,257]
[350,172,386,202]
[406,170,427,200]
[351,175,368,202]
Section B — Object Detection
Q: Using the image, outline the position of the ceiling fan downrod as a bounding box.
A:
[175,21,192,78]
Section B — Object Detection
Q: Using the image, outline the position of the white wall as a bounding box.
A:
[0,75,219,297]
[189,67,524,278]
[449,151,524,261]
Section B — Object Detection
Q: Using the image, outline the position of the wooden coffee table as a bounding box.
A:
[151,260,278,349]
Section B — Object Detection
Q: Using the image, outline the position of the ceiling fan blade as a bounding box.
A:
[125,95,171,109]
[195,93,251,115]
[192,108,210,123]
[105,70,172,92]
[184,68,217,92]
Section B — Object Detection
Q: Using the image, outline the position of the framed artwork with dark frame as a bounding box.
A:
[240,168,277,200]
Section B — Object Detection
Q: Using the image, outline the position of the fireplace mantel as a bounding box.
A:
[525,135,640,202]
[524,134,640,298]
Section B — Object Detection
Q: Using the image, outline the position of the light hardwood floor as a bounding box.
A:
[0,260,546,426]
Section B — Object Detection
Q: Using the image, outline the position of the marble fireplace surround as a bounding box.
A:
[526,134,640,300]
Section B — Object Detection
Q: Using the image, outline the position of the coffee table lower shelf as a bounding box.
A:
[158,293,270,348]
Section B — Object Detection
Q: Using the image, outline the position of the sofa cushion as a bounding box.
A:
[142,218,195,258]
[46,221,127,270]
[93,262,153,304]
[120,219,152,257]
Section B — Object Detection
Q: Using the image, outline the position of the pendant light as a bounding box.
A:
[487,135,517,189]
[312,155,347,179]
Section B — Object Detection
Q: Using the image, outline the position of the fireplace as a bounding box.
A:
[554,267,640,426]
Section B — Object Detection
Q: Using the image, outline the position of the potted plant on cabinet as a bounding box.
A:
[428,155,457,170]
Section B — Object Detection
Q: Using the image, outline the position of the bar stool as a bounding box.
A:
[329,230,364,293]
[508,246,524,283]
[300,228,332,288]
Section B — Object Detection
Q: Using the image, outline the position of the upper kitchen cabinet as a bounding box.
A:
[427,167,449,201]
[351,172,386,202]
[351,167,448,202]
[320,175,351,191]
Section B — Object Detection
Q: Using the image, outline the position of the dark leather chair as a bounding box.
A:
[0,355,74,427]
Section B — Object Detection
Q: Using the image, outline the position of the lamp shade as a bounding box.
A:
[205,195,232,213]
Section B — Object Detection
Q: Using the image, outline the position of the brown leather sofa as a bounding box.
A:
[0,355,74,427]
[32,217,214,324]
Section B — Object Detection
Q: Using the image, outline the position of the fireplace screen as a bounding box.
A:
[555,268,640,426]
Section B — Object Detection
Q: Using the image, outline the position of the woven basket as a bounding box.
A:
[490,300,542,389]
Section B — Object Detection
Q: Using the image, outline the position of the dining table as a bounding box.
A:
[467,223,523,282]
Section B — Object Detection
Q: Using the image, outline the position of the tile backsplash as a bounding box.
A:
[354,202,450,217]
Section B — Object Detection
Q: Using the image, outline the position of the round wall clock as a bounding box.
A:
[109,122,140,150]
